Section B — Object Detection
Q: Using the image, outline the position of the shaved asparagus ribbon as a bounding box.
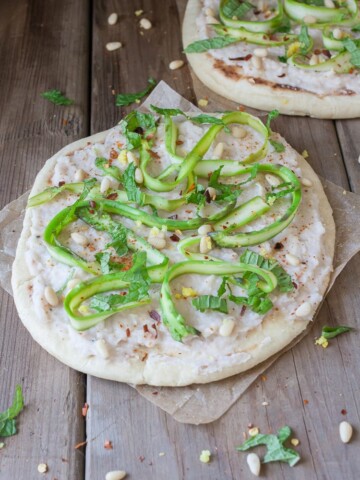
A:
[29,109,302,339]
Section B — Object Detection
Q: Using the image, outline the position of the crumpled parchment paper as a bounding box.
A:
[1,82,359,424]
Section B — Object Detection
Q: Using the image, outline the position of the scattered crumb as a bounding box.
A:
[159,452,165,457]
[248,427,259,437]
[135,9,144,16]
[139,456,145,462]
[341,409,347,415]
[301,150,309,158]
[291,438,300,446]
[261,375,267,381]
[343,190,347,195]
[37,463,48,474]
[104,440,113,450]
[74,440,87,449]
[82,403,89,417]
[315,336,329,348]
[198,98,208,107]
[0,442,4,449]
[303,399,309,405]
[199,450,211,463]
[261,401,269,406]
[181,287,198,298]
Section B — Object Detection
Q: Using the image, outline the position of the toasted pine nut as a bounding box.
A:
[254,48,268,58]
[219,318,235,336]
[71,232,88,246]
[44,286,59,307]
[198,224,213,235]
[106,42,122,51]
[213,142,224,158]
[74,169,86,182]
[107,13,118,25]
[295,302,311,317]
[135,168,144,184]
[169,60,184,70]
[339,421,353,443]
[247,453,261,476]
[140,18,152,29]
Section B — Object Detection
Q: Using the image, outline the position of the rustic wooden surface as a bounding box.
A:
[0,0,359,479]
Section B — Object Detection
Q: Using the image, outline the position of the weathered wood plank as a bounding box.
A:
[0,0,89,478]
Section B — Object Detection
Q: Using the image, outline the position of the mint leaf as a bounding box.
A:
[95,157,122,181]
[266,181,296,205]
[343,38,360,68]
[184,36,238,53]
[299,26,312,55]
[0,385,24,438]
[217,276,230,296]
[106,224,129,257]
[351,24,360,32]
[115,78,157,107]
[192,295,228,313]
[95,251,124,274]
[278,55,288,63]
[240,249,294,293]
[236,426,300,467]
[119,111,156,150]
[321,325,353,340]
[41,89,74,106]
[209,166,242,202]
[122,162,144,205]
[150,105,185,117]
[222,0,254,19]
[269,139,285,152]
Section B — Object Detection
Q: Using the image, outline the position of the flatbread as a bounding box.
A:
[183,0,360,118]
[12,113,335,386]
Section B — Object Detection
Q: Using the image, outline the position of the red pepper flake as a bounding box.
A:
[141,352,148,362]
[82,403,89,417]
[322,49,331,58]
[88,244,96,252]
[89,209,95,214]
[104,440,113,450]
[152,391,158,395]
[139,456,145,462]
[176,140,184,145]
[261,375,267,381]
[63,119,68,126]
[74,440,87,450]
[240,305,247,316]
[143,324,149,333]
[185,209,192,213]
[168,214,178,220]
[106,192,118,200]
[229,54,252,61]
[126,328,131,337]
[89,200,96,208]
[188,183,196,192]
[274,242,284,250]
[149,150,160,159]
[109,149,118,159]
[341,409,347,415]
[205,189,211,203]
[292,282,298,289]
[278,73,286,78]
[303,399,309,405]
[170,234,180,242]
[149,310,161,323]
[151,323,158,338]
[58,181,65,187]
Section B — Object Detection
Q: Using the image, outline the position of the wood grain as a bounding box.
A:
[0,0,89,478]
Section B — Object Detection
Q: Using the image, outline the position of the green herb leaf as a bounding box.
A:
[351,24,360,32]
[119,111,157,150]
[95,251,124,274]
[265,109,280,133]
[240,249,294,293]
[321,325,353,340]
[274,15,291,33]
[192,295,228,313]
[343,38,360,68]
[0,385,24,438]
[122,162,144,205]
[278,55,288,63]
[269,139,285,152]
[106,224,129,257]
[217,276,230,297]
[236,426,301,467]
[222,0,254,19]
[184,36,238,53]
[41,89,74,106]
[299,26,312,55]
[95,157,122,181]
[186,184,206,214]
[115,78,157,107]
[150,105,185,117]
[266,181,296,205]
[209,166,242,202]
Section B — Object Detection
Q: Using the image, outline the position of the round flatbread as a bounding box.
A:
[183,0,360,118]
[12,110,335,386]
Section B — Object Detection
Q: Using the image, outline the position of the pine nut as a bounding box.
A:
[105,471,127,480]
[140,18,152,29]
[295,301,311,317]
[324,0,335,7]
[37,463,48,474]
[95,339,110,359]
[199,236,212,254]
[134,167,144,184]
[254,48,268,58]
[333,27,344,40]
[231,126,247,139]
[169,60,184,70]
[204,7,216,16]
[303,15,317,24]
[74,169,86,182]
[206,186,217,200]
[127,151,139,166]
[198,98,208,107]
[219,318,235,336]
[100,176,112,193]
[106,42,122,51]
[198,224,213,235]
[339,421,353,443]
[206,16,220,24]
[44,286,59,307]
[286,253,301,266]
[107,13,118,25]
[67,278,81,290]
[301,177,313,187]
[252,56,263,70]
[71,232,88,246]
[309,54,319,66]
[147,235,166,250]
[265,173,281,187]
[213,142,224,158]
[247,453,261,476]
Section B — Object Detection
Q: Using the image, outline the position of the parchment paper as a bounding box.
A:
[1,82,359,424]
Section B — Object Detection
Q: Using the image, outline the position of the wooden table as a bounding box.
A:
[0,1,359,479]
